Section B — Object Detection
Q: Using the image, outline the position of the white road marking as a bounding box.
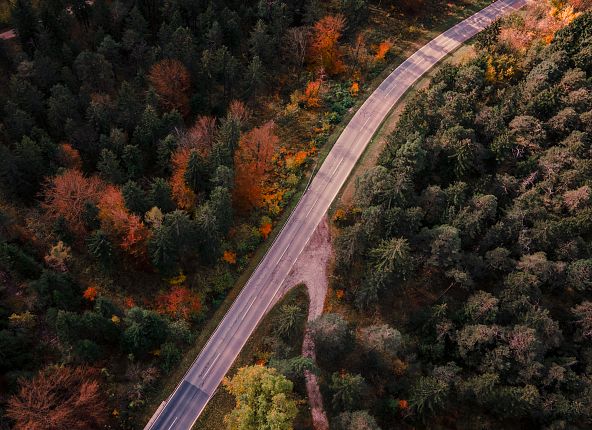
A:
[202,352,221,378]
[275,242,291,265]
[361,113,373,129]
[167,417,178,430]
[242,294,258,318]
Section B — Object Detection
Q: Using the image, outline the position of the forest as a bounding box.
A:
[0,0,462,428]
[325,1,592,429]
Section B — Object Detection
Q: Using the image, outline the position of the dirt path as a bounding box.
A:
[281,215,332,430]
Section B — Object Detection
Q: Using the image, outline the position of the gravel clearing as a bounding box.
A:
[280,215,332,430]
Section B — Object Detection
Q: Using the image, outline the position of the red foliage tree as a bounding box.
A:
[97,185,149,257]
[42,169,104,236]
[148,59,191,117]
[6,366,109,430]
[183,116,217,155]
[156,286,202,320]
[170,147,197,210]
[58,143,83,170]
[83,286,98,301]
[233,121,279,212]
[310,15,346,75]
[228,100,251,125]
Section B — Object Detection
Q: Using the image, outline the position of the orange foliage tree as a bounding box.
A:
[148,59,191,117]
[6,366,108,430]
[97,185,149,257]
[58,143,83,170]
[156,286,202,320]
[304,80,322,108]
[233,121,279,212]
[223,250,237,264]
[260,221,272,240]
[170,147,197,209]
[227,100,251,125]
[83,286,98,301]
[374,40,393,61]
[42,169,104,236]
[311,15,346,75]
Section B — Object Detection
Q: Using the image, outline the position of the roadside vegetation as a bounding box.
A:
[326,1,592,429]
[196,285,310,430]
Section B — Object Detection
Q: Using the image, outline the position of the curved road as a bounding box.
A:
[146,1,526,428]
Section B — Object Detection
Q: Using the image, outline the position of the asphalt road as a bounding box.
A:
[145,1,527,428]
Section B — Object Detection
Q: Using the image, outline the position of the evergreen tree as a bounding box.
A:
[11,0,37,53]
[87,230,114,269]
[122,181,150,215]
[149,178,176,213]
[97,149,125,184]
[184,151,210,194]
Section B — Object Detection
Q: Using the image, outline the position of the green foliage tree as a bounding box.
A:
[87,230,114,269]
[160,342,181,373]
[358,324,402,358]
[122,307,169,357]
[409,376,450,416]
[97,149,125,184]
[149,210,197,274]
[369,237,413,279]
[309,313,352,366]
[184,151,210,194]
[334,410,382,430]
[122,180,150,215]
[10,0,37,53]
[274,304,304,340]
[223,365,298,430]
[149,178,176,213]
[330,372,365,411]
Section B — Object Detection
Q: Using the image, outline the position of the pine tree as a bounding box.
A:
[11,0,37,53]
[184,151,210,194]
[97,149,125,184]
[149,178,176,213]
[87,230,114,269]
[122,181,150,215]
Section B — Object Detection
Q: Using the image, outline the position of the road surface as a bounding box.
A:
[145,0,527,428]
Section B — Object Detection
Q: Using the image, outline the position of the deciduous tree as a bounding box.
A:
[156,286,202,321]
[6,366,108,430]
[148,59,191,117]
[310,15,346,75]
[223,365,298,430]
[170,147,198,210]
[233,121,279,211]
[97,185,149,258]
[43,170,104,237]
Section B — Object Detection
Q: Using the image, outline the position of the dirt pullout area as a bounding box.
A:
[280,215,333,430]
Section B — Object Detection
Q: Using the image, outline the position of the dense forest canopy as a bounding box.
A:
[0,0,460,428]
[3,0,590,429]
[328,3,592,429]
